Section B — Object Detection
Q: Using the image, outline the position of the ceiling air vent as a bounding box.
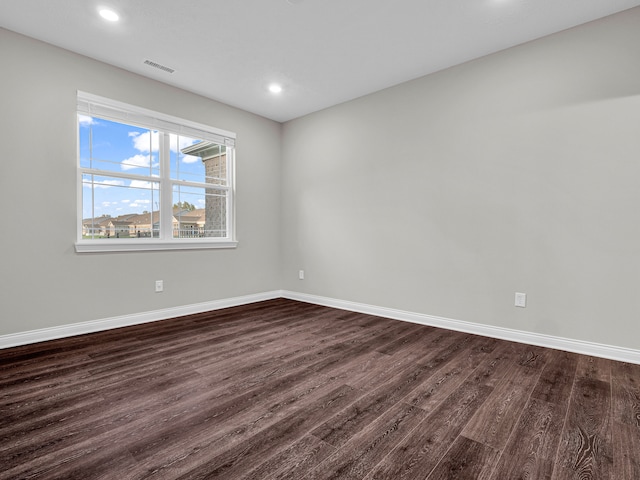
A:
[143,59,175,74]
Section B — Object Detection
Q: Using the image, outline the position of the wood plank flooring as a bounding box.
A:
[1,298,639,479]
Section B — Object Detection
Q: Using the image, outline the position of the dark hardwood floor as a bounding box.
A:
[1,298,639,479]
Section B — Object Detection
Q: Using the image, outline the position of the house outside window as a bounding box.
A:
[76,92,237,252]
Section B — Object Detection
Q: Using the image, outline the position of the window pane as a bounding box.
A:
[171,134,227,186]
[82,174,160,239]
[79,116,160,177]
[77,94,236,248]
[172,185,227,238]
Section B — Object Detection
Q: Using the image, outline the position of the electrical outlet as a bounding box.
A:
[155,280,163,293]
[298,270,304,280]
[515,292,526,308]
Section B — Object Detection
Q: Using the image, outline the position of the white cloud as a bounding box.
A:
[129,131,204,162]
[182,154,200,164]
[121,199,131,203]
[121,154,157,171]
[129,199,154,210]
[129,180,158,190]
[170,135,199,153]
[78,115,96,127]
[130,131,160,153]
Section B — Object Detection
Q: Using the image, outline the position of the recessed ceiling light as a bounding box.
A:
[99,8,119,22]
[268,84,283,94]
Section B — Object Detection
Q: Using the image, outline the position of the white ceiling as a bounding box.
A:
[1,0,639,122]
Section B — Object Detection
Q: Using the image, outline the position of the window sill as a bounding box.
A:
[75,240,238,253]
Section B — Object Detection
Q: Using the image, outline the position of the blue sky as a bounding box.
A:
[79,115,206,219]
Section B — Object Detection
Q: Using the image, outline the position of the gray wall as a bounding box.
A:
[2,7,640,351]
[0,29,282,336]
[281,8,640,350]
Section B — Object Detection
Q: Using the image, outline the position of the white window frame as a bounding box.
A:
[75,91,237,253]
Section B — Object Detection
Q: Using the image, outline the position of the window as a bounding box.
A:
[76,92,236,252]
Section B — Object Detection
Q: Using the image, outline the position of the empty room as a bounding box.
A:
[1,1,640,479]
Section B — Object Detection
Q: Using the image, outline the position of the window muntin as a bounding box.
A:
[81,174,161,239]
[79,117,161,177]
[172,136,228,187]
[76,93,236,251]
[172,185,227,238]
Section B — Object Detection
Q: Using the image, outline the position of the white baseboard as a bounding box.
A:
[3,289,639,365]
[281,290,640,365]
[0,291,282,350]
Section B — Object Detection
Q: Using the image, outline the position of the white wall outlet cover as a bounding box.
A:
[515,292,526,308]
